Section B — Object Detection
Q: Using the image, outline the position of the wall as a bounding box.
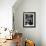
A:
[13,0,46,46]
[0,0,16,30]
[0,0,17,39]
[41,0,46,46]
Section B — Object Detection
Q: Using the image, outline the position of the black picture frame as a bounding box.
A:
[23,12,36,28]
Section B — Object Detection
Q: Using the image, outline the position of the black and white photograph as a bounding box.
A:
[23,12,36,27]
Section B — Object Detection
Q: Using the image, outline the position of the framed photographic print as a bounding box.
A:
[23,12,36,28]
